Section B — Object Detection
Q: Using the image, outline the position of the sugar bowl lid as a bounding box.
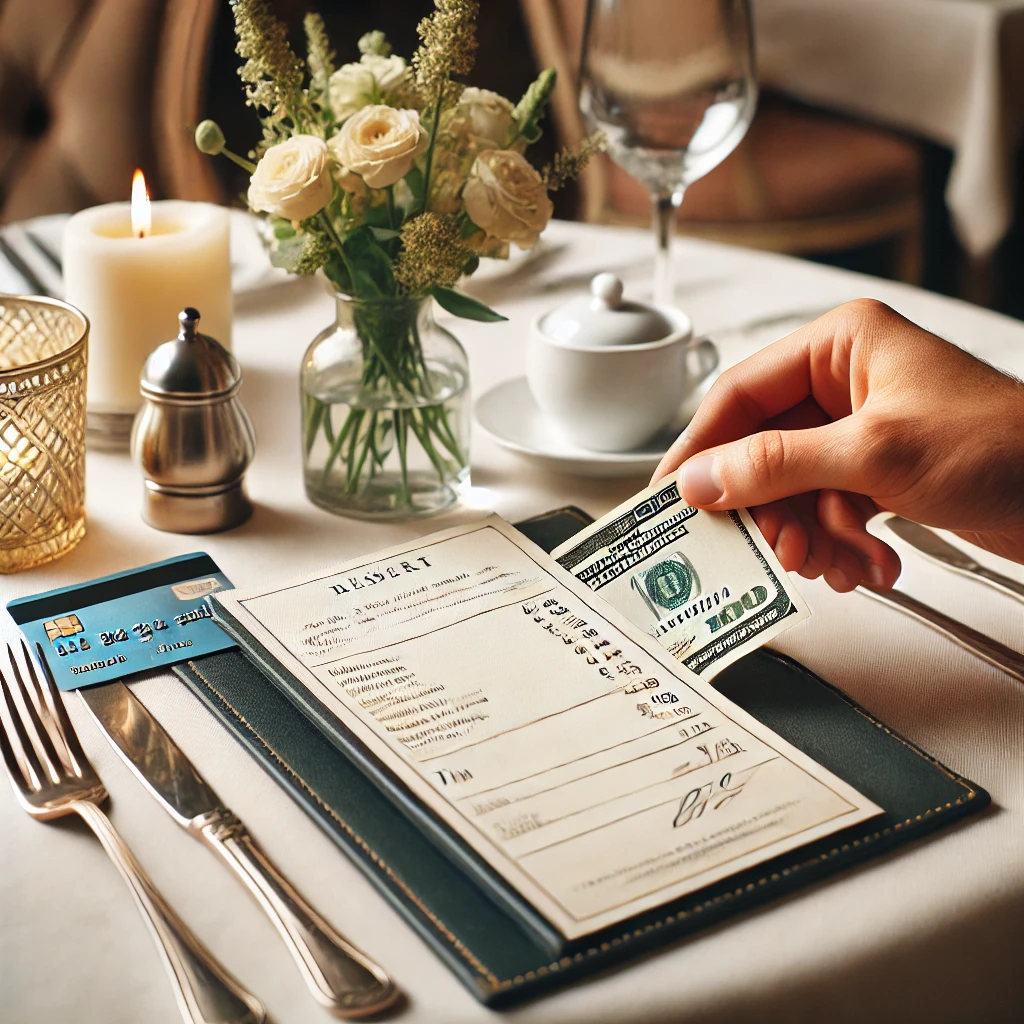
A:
[540,273,675,347]
[140,308,241,399]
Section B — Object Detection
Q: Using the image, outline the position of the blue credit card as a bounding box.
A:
[6,553,236,691]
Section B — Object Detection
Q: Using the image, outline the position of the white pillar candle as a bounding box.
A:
[63,199,232,418]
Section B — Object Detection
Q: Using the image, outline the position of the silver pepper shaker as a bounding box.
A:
[131,308,256,533]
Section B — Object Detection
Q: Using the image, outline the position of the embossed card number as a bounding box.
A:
[7,553,236,690]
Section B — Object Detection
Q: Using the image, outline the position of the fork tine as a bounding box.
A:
[0,680,32,791]
[6,644,61,784]
[18,640,67,763]
[29,641,87,774]
[0,661,44,790]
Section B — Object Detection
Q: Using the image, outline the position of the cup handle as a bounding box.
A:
[684,336,719,385]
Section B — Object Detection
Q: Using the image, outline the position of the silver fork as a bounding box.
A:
[0,641,267,1024]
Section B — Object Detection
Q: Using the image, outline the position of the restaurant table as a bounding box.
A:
[2,220,1023,1023]
[755,0,1024,258]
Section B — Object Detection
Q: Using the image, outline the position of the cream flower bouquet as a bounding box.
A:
[196,0,601,518]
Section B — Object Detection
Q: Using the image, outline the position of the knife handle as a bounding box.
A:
[71,801,266,1024]
[859,586,1024,684]
[196,811,399,1019]
[975,564,1024,604]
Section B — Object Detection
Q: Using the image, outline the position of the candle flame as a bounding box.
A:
[131,169,151,238]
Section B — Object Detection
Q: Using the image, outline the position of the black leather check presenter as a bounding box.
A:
[167,506,988,1008]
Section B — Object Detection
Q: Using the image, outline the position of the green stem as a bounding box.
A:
[322,404,335,446]
[407,409,449,480]
[344,409,366,489]
[322,408,359,481]
[318,211,351,272]
[420,87,445,213]
[360,329,409,401]
[386,186,398,231]
[220,147,257,173]
[348,412,375,493]
[428,405,464,463]
[395,409,410,506]
[303,396,325,457]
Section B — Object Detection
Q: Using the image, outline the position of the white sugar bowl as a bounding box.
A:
[527,274,718,452]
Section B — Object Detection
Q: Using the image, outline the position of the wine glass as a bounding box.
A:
[580,0,758,304]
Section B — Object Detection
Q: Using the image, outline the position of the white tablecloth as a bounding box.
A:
[756,0,1024,257]
[2,220,1023,1023]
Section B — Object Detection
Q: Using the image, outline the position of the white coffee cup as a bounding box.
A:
[527,276,718,452]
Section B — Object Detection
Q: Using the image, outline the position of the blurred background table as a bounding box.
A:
[5,0,1024,314]
[1,220,1022,1023]
[756,0,1024,260]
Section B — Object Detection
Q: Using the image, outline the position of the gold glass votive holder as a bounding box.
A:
[0,295,89,573]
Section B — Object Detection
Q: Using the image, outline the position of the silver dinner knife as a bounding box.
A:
[887,516,1024,603]
[80,681,399,1019]
[859,586,1024,684]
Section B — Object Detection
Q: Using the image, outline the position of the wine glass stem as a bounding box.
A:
[653,190,684,305]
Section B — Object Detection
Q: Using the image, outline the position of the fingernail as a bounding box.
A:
[679,455,723,505]
[824,567,851,591]
[866,562,886,589]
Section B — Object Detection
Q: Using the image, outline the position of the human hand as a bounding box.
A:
[652,299,1024,592]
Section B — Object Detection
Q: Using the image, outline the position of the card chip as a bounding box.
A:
[43,615,84,642]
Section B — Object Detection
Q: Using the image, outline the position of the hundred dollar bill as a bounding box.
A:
[551,479,808,677]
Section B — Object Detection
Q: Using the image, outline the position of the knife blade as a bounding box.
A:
[80,681,399,1019]
[859,585,1024,684]
[887,516,1024,604]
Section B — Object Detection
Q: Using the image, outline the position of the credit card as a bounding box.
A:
[6,553,235,690]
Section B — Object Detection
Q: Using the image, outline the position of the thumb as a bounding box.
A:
[677,419,870,510]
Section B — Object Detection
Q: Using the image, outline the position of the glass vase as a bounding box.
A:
[301,294,471,520]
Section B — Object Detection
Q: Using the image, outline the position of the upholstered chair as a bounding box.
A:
[520,0,924,282]
[0,0,221,222]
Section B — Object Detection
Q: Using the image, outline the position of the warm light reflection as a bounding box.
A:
[131,169,151,239]
[461,485,499,510]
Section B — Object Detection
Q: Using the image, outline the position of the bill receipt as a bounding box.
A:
[214,516,875,940]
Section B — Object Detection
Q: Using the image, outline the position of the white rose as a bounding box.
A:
[467,230,510,260]
[429,160,464,215]
[330,160,367,197]
[462,150,554,250]
[456,87,515,148]
[328,62,375,120]
[332,106,428,189]
[328,54,408,121]
[247,135,333,221]
[360,53,408,93]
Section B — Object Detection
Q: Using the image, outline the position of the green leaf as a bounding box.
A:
[512,68,557,145]
[269,233,311,272]
[370,227,402,241]
[272,217,297,240]
[343,225,395,298]
[432,287,507,322]
[404,165,425,205]
[323,253,351,294]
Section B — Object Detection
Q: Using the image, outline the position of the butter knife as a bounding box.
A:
[887,516,1024,603]
[859,586,1024,684]
[80,681,399,1019]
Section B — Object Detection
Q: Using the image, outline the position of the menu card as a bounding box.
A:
[212,516,879,940]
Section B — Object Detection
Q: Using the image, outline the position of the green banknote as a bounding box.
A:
[552,480,808,677]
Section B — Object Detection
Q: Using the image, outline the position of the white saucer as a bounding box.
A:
[475,377,688,479]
